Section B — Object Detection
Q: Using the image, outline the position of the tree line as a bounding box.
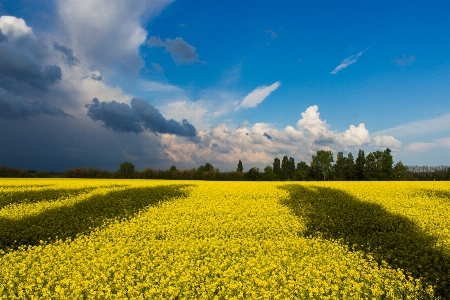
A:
[1,148,449,180]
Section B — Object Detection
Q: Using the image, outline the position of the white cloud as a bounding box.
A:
[58,0,173,73]
[373,113,450,138]
[405,137,450,152]
[159,105,399,170]
[237,81,281,109]
[0,16,34,40]
[372,135,402,150]
[330,48,369,74]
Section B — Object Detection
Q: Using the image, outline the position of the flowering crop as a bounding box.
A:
[0,179,448,299]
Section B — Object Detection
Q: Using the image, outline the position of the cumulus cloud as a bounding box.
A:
[85,98,197,137]
[147,36,202,65]
[330,48,369,74]
[58,0,173,73]
[372,135,402,150]
[237,81,281,109]
[158,105,398,170]
[0,16,34,40]
[0,17,62,90]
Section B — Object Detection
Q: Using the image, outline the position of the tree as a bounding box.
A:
[281,155,289,180]
[393,161,409,180]
[381,148,394,180]
[311,150,334,181]
[288,157,296,180]
[118,162,135,179]
[355,149,365,180]
[296,161,310,181]
[345,152,356,180]
[273,157,281,180]
[169,165,177,172]
[247,167,260,181]
[237,160,243,173]
[334,152,346,181]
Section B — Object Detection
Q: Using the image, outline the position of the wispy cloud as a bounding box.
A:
[265,30,277,39]
[391,54,416,66]
[330,48,369,74]
[236,82,281,109]
[147,36,203,65]
[373,113,450,138]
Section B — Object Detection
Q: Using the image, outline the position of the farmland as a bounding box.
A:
[0,179,449,299]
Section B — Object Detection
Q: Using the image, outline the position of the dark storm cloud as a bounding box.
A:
[0,87,68,119]
[0,41,62,89]
[53,42,79,66]
[85,98,197,137]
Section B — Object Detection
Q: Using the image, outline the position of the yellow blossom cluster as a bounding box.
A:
[0,179,447,299]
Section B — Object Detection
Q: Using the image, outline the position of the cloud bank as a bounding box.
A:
[160,105,400,169]
[85,98,197,137]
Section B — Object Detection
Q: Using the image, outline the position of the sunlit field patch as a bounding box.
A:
[0,179,448,299]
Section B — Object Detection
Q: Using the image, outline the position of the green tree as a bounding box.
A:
[237,160,243,173]
[393,161,409,180]
[281,155,289,180]
[345,152,356,180]
[296,161,310,181]
[381,148,394,180]
[273,157,281,180]
[334,152,346,180]
[311,150,334,181]
[117,162,135,179]
[288,157,296,180]
[355,149,365,180]
[448,167,450,180]
[247,167,260,181]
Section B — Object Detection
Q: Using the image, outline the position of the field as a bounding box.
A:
[0,179,449,299]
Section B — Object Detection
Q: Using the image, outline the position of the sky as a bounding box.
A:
[0,0,449,172]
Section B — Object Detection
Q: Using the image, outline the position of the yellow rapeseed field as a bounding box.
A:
[0,179,449,299]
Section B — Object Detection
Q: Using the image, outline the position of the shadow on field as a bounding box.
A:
[0,187,97,209]
[0,185,190,253]
[279,185,450,299]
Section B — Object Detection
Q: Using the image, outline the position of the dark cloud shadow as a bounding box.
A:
[279,185,450,298]
[0,185,191,253]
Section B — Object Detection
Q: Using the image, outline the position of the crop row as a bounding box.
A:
[0,179,449,299]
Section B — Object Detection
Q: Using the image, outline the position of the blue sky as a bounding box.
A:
[0,0,449,172]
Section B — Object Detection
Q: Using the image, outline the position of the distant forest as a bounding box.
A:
[1,148,449,181]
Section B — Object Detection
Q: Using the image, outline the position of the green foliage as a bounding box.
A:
[117,162,135,179]
[311,150,334,181]
[393,161,409,180]
[355,149,365,180]
[272,157,281,179]
[236,160,243,173]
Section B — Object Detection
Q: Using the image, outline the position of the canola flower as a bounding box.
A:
[0,179,448,299]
